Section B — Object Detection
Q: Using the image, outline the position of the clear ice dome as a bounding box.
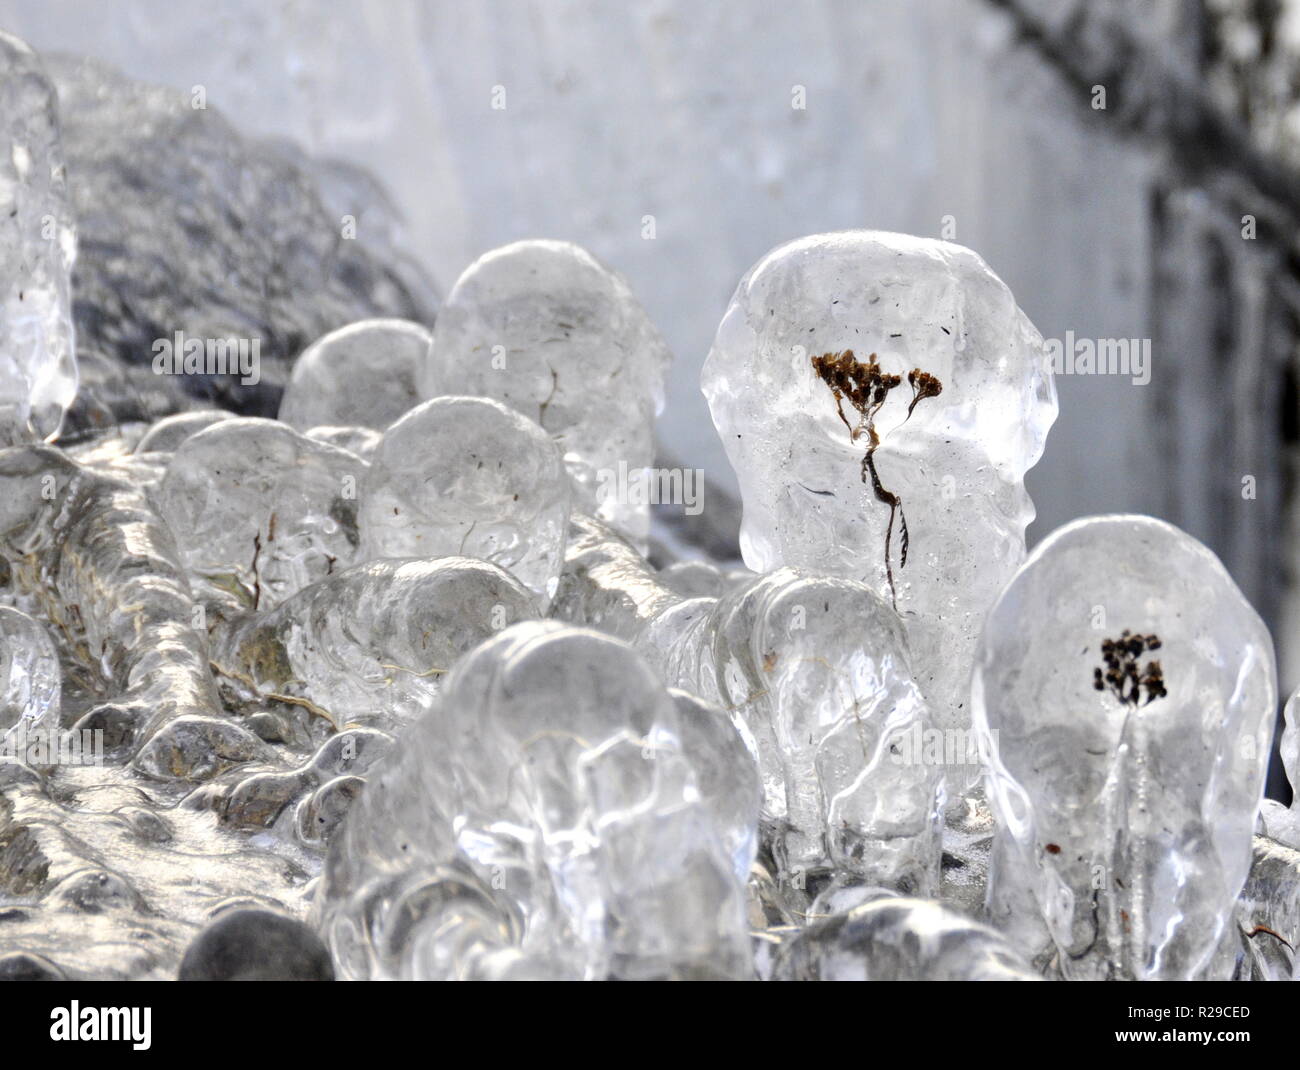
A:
[702,231,1057,743]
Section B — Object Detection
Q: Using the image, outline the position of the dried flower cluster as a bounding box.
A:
[1093,630,1167,706]
[810,349,942,607]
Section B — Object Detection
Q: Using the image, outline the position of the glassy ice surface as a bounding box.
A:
[640,566,943,898]
[0,32,78,445]
[157,417,367,615]
[358,396,569,608]
[552,512,681,640]
[212,557,537,733]
[702,231,1056,741]
[772,893,1039,981]
[1262,686,1300,849]
[278,319,432,432]
[303,424,382,461]
[973,515,1277,980]
[315,622,754,980]
[134,410,237,455]
[667,688,762,885]
[0,605,60,739]
[658,559,727,599]
[420,241,671,547]
[0,446,264,781]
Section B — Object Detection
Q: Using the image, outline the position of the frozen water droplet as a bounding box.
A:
[213,557,538,733]
[973,515,1277,980]
[0,33,78,445]
[279,319,432,432]
[358,396,570,609]
[157,418,367,615]
[421,241,671,547]
[638,566,943,897]
[702,231,1055,742]
[316,622,753,980]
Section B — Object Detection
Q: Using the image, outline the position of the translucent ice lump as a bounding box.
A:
[552,516,942,897]
[0,605,60,742]
[0,33,78,445]
[212,557,537,733]
[358,396,570,608]
[702,231,1056,739]
[973,515,1277,980]
[551,513,680,640]
[1261,686,1300,849]
[771,892,1039,981]
[278,319,432,433]
[0,446,266,780]
[315,622,755,980]
[156,417,367,616]
[651,567,944,897]
[419,241,671,547]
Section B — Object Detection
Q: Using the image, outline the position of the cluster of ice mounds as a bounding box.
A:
[974,515,1277,980]
[0,446,266,781]
[421,241,671,547]
[315,622,756,980]
[1,58,1290,986]
[0,33,78,445]
[702,231,1057,752]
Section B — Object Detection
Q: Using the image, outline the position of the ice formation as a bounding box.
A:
[156,417,368,616]
[701,231,1057,745]
[0,446,266,781]
[419,241,671,546]
[1261,685,1300,849]
[134,409,237,455]
[315,622,755,980]
[0,37,1286,982]
[771,892,1040,981]
[278,319,432,432]
[554,517,943,897]
[973,515,1277,980]
[211,557,537,734]
[0,33,78,445]
[650,567,943,898]
[0,605,60,741]
[358,396,570,607]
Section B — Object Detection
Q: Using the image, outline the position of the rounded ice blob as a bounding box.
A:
[420,241,670,546]
[972,514,1276,980]
[316,621,755,980]
[156,417,367,614]
[702,231,1056,736]
[358,396,569,608]
[278,318,431,432]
